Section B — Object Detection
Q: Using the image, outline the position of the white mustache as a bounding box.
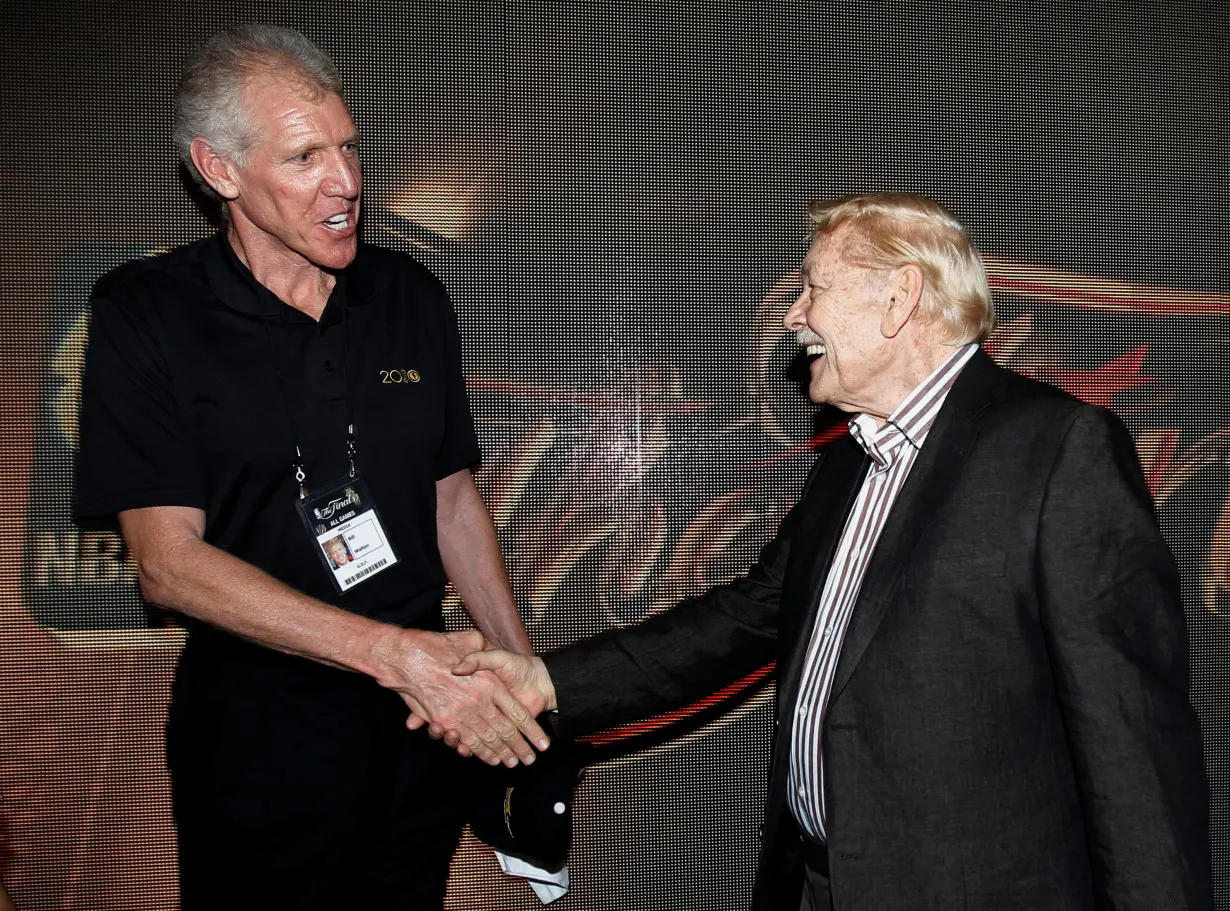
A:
[795,329,823,347]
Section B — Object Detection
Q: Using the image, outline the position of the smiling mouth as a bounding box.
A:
[323,213,352,232]
[805,343,826,358]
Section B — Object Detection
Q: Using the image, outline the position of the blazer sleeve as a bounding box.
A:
[542,457,827,736]
[1036,405,1212,910]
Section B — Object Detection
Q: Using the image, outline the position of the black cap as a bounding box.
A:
[467,714,584,870]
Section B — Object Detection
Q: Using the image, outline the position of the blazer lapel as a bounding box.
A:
[777,434,868,714]
[828,349,1006,702]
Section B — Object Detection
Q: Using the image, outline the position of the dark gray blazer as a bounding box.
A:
[546,349,1212,910]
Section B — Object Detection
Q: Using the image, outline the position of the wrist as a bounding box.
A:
[365,623,428,689]
[534,656,559,712]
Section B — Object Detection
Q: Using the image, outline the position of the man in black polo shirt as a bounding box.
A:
[74,24,547,910]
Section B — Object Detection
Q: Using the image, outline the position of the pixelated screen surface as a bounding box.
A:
[0,1,1226,908]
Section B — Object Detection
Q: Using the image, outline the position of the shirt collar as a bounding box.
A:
[848,342,979,468]
[201,231,368,326]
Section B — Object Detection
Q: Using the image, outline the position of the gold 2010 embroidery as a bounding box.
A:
[380,369,421,384]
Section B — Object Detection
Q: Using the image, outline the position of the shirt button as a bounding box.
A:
[324,360,334,371]
[823,626,833,639]
[797,784,807,798]
[798,704,808,716]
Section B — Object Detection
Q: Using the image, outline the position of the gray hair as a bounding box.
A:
[173,24,343,198]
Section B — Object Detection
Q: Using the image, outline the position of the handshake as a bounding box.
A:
[373,627,560,768]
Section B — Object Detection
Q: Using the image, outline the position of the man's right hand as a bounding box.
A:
[371,627,550,767]
[407,648,558,760]
[116,507,548,767]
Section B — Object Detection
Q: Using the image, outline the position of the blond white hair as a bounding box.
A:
[808,193,995,343]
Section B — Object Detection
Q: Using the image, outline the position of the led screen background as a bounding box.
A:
[0,1,1226,908]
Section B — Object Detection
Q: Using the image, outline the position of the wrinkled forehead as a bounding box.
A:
[803,224,867,277]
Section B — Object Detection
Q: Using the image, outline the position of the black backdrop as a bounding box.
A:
[0,1,1226,908]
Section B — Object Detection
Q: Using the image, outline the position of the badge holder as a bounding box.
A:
[296,471,399,594]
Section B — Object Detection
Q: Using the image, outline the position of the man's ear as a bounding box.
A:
[189,137,241,201]
[881,264,924,339]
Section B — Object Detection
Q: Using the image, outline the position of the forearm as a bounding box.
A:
[125,518,406,683]
[545,579,779,734]
[134,528,546,762]
[1045,569,1209,907]
[437,470,533,654]
[542,514,789,734]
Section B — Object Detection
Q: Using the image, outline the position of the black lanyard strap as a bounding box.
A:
[261,296,356,499]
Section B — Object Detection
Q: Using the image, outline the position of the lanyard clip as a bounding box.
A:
[347,424,357,478]
[294,445,308,499]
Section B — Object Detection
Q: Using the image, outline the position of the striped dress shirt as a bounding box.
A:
[787,342,979,842]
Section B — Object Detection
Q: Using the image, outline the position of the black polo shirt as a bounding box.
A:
[75,233,480,631]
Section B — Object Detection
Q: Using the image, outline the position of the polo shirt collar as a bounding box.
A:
[202,231,372,326]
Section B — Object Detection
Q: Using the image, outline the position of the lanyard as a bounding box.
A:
[261,297,356,499]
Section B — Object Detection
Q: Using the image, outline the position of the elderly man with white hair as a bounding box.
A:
[446,193,1213,911]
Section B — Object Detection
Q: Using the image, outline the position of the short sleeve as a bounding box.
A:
[431,291,481,480]
[74,290,205,529]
